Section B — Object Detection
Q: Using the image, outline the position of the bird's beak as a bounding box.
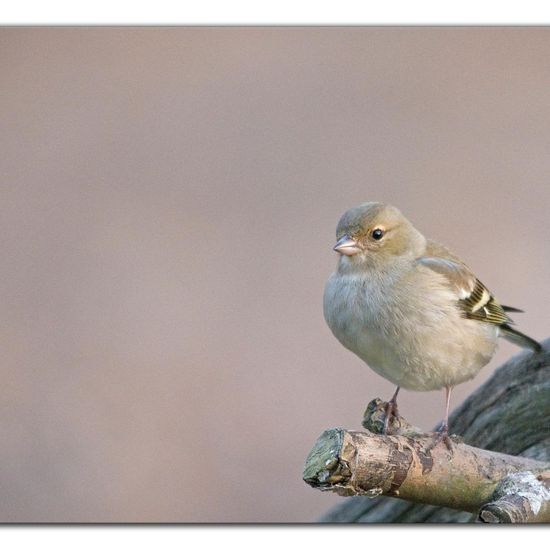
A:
[333,235,362,256]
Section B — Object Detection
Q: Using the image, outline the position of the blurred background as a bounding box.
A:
[0,27,549,522]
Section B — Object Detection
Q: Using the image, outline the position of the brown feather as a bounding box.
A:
[417,244,512,327]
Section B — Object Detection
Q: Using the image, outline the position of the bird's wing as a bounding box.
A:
[417,256,512,325]
[416,243,541,352]
[416,255,511,325]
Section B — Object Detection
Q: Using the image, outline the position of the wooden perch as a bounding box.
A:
[304,338,550,523]
[303,407,550,519]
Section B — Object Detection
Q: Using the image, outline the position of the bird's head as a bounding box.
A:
[333,202,426,272]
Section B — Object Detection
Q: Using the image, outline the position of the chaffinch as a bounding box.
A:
[323,202,540,445]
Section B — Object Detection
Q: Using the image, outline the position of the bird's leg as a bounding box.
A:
[382,386,400,435]
[428,386,453,451]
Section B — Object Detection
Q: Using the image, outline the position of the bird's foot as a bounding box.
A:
[382,399,399,435]
[426,421,454,452]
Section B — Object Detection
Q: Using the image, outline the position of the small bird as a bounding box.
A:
[323,202,541,445]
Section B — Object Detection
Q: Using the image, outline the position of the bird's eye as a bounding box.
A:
[372,228,384,240]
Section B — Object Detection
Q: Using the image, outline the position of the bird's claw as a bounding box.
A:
[382,399,399,435]
[426,422,454,452]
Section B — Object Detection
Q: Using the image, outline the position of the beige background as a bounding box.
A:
[0,27,548,522]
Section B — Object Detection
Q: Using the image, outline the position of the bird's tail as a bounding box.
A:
[501,324,542,352]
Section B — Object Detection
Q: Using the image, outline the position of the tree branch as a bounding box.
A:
[303,338,550,522]
[303,407,550,515]
[478,471,550,523]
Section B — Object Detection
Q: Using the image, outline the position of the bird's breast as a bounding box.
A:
[323,270,498,391]
[323,272,390,357]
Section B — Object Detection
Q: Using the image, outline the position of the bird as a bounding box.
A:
[323,202,541,446]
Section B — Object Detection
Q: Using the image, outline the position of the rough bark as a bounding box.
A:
[304,416,550,520]
[305,338,550,523]
[478,471,550,523]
